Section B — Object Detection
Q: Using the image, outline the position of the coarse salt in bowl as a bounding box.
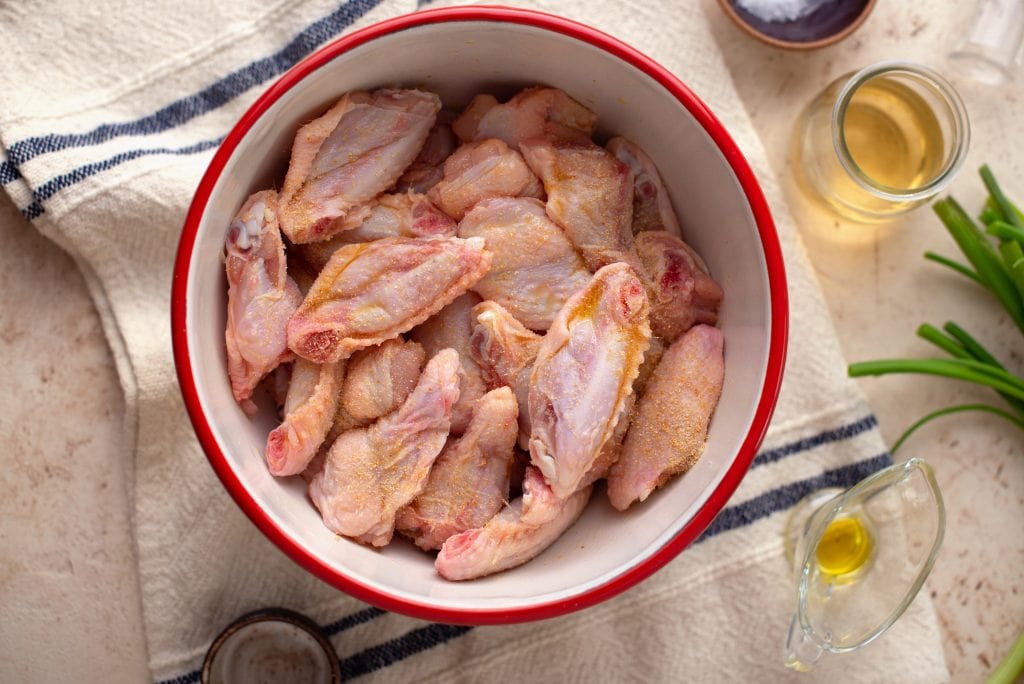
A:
[719,0,876,50]
[171,6,788,624]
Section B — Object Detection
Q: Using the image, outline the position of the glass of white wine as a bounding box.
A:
[782,458,945,670]
[792,61,970,222]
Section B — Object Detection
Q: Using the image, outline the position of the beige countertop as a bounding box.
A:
[1,2,1022,681]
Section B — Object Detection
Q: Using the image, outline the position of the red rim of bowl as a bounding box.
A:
[171,5,789,625]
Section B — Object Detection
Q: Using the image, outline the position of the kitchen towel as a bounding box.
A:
[0,0,950,681]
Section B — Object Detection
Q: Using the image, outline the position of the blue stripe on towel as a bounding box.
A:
[155,605,389,684]
[157,671,200,684]
[0,160,20,185]
[5,0,383,169]
[698,451,891,540]
[752,415,878,468]
[339,624,474,681]
[157,434,890,683]
[20,137,224,220]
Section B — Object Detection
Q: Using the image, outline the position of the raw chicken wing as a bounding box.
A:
[265,359,345,476]
[523,335,664,521]
[308,349,460,546]
[435,482,592,581]
[634,231,723,342]
[327,337,426,441]
[396,112,458,193]
[520,392,633,526]
[451,95,497,143]
[518,464,560,526]
[286,236,492,364]
[520,135,635,272]
[469,301,542,448]
[470,301,543,388]
[225,190,302,414]
[528,263,651,499]
[635,336,666,395]
[339,337,426,424]
[607,137,682,237]
[279,89,441,243]
[292,192,456,272]
[410,293,487,435]
[396,387,518,550]
[428,139,542,220]
[452,87,598,150]
[607,325,725,511]
[459,197,591,330]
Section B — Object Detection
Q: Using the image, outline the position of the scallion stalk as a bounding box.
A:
[916,323,969,359]
[981,164,1024,229]
[997,240,1024,302]
[934,198,1024,335]
[850,166,1024,444]
[848,358,1024,400]
[987,220,1024,245]
[891,404,1024,453]
[923,251,984,285]
[987,631,1024,684]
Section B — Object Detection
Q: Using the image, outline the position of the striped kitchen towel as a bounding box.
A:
[0,0,950,681]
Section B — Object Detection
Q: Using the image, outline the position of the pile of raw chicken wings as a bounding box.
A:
[223,86,725,581]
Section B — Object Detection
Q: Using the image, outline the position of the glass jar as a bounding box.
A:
[791,61,970,223]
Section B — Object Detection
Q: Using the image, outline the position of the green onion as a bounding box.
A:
[850,166,1024,445]
[942,322,1024,416]
[987,220,1024,244]
[934,198,1024,334]
[987,631,1024,684]
[944,322,1007,369]
[923,251,983,285]
[979,206,1001,226]
[981,164,1024,229]
[916,323,969,359]
[848,358,1024,400]
[997,239,1024,302]
[891,404,1024,454]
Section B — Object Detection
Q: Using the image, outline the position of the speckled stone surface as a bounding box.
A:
[0,2,1021,681]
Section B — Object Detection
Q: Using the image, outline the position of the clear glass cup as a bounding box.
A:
[791,61,970,223]
[782,458,946,671]
[949,0,1024,86]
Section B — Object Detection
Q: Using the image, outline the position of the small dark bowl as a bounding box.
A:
[718,0,876,50]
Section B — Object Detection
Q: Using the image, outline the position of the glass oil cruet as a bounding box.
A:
[782,458,946,670]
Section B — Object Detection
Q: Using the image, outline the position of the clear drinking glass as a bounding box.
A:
[791,61,970,223]
[782,458,946,670]
[949,0,1024,86]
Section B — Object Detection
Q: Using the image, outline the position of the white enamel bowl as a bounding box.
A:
[172,6,788,624]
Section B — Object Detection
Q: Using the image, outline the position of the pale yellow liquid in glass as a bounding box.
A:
[841,77,945,192]
[815,516,873,579]
[793,72,953,221]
